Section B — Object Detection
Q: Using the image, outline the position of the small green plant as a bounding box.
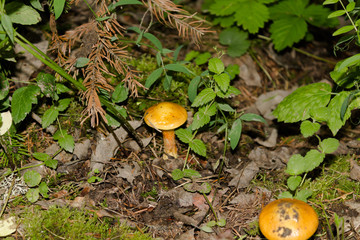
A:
[204,0,338,54]
[175,56,265,163]
[171,168,226,233]
[87,168,103,183]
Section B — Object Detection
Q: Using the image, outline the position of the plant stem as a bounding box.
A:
[293,47,337,65]
[202,193,218,222]
[0,174,15,218]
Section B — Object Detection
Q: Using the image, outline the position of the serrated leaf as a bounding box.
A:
[56,98,71,111]
[269,0,307,19]
[183,169,202,178]
[300,120,320,137]
[112,84,128,103]
[229,118,242,150]
[304,4,338,27]
[105,105,127,128]
[5,1,41,25]
[191,103,217,130]
[333,25,355,36]
[26,188,40,203]
[208,58,224,74]
[11,85,41,124]
[273,82,332,123]
[217,86,241,98]
[278,191,294,199]
[24,170,41,187]
[175,128,193,144]
[54,130,74,152]
[326,91,352,135]
[240,113,266,123]
[145,68,163,89]
[188,76,201,103]
[208,0,240,16]
[56,83,71,94]
[42,106,59,128]
[319,138,339,154]
[214,73,230,92]
[287,176,302,191]
[189,139,207,157]
[270,17,307,51]
[225,64,240,80]
[219,28,250,57]
[234,1,269,33]
[171,169,184,181]
[192,88,216,107]
[195,52,211,65]
[39,182,49,198]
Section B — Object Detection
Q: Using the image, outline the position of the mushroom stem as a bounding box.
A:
[162,130,178,158]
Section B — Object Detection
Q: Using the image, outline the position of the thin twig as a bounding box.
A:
[0,175,16,218]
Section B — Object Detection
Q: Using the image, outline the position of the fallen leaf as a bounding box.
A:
[226,161,259,189]
[0,216,17,237]
[117,162,141,184]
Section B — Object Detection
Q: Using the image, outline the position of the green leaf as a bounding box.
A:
[286,150,325,175]
[30,0,43,11]
[295,189,313,202]
[185,50,199,61]
[216,86,241,98]
[319,138,339,154]
[176,128,193,144]
[56,83,71,94]
[112,84,128,103]
[195,52,212,65]
[234,1,269,33]
[24,170,41,187]
[200,225,214,233]
[273,82,332,123]
[192,88,216,107]
[188,76,201,103]
[44,159,58,169]
[270,17,308,51]
[75,57,89,68]
[11,85,41,124]
[327,10,346,18]
[53,130,74,152]
[335,53,360,73]
[108,0,143,11]
[171,169,184,181]
[191,103,217,130]
[1,14,14,43]
[145,68,163,89]
[225,64,240,80]
[54,0,65,19]
[217,218,226,227]
[304,4,338,27]
[26,188,40,203]
[105,105,127,128]
[326,91,352,135]
[32,152,51,161]
[5,1,41,25]
[42,106,59,129]
[217,103,235,112]
[0,77,9,101]
[240,113,266,124]
[219,28,250,57]
[189,139,207,157]
[278,191,293,199]
[229,118,242,150]
[346,2,356,12]
[333,25,354,36]
[198,182,212,194]
[214,73,230,92]
[56,98,71,112]
[323,0,338,4]
[183,169,202,178]
[39,182,49,198]
[208,58,224,74]
[300,120,320,137]
[144,32,162,50]
[269,0,307,19]
[173,45,183,61]
[37,72,57,99]
[164,64,192,75]
[163,74,172,91]
[208,0,240,16]
[287,176,302,191]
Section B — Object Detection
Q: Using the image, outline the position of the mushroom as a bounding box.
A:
[144,102,187,158]
[259,198,318,240]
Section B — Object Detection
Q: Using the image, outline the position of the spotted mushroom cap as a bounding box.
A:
[144,102,187,130]
[259,198,319,240]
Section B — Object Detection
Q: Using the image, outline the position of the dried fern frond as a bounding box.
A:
[49,1,144,127]
[142,0,212,45]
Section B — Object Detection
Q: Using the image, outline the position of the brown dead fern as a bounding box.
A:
[50,0,211,127]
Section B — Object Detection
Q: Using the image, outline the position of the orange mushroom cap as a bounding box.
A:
[259,198,319,240]
[144,102,187,130]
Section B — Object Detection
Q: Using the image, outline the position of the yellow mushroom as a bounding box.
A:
[259,198,319,240]
[144,102,187,158]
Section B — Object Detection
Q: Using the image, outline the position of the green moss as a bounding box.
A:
[22,205,153,240]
